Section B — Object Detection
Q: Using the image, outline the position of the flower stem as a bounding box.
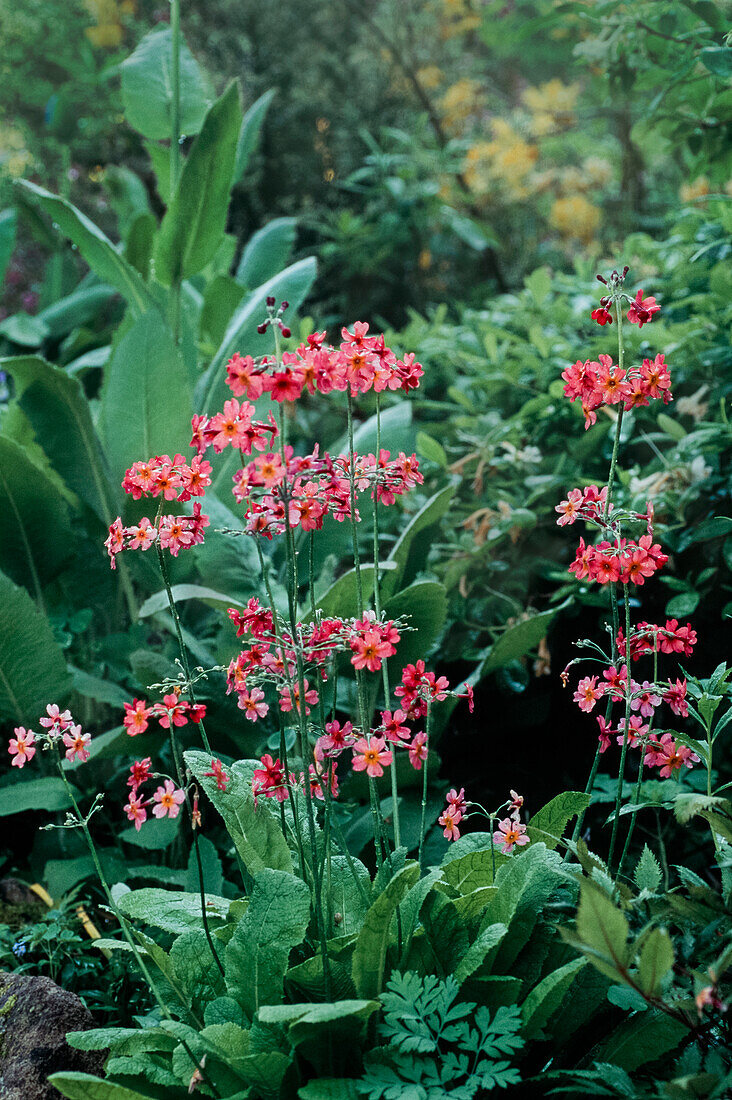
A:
[618,630,659,879]
[417,701,432,869]
[608,584,632,872]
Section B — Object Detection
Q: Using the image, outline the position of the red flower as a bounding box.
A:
[627,289,660,327]
[590,306,613,326]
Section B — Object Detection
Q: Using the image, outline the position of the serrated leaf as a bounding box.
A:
[0,570,72,722]
[17,182,154,316]
[184,751,292,876]
[527,791,590,850]
[225,868,310,1017]
[636,927,674,997]
[154,82,242,286]
[120,27,212,140]
[633,845,662,893]
[573,882,630,979]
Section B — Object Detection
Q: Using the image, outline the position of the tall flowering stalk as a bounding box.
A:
[557,268,698,872]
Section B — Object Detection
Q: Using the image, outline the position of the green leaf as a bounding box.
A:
[185,751,293,876]
[145,140,172,205]
[382,485,454,599]
[415,431,447,467]
[195,257,317,414]
[170,929,226,1005]
[233,89,276,184]
[139,584,243,619]
[199,275,246,354]
[597,1010,686,1071]
[636,927,674,997]
[0,570,72,722]
[299,1081,360,1100]
[100,310,192,477]
[0,207,17,284]
[185,835,224,896]
[154,82,243,286]
[225,868,310,1017]
[524,266,552,306]
[656,413,686,441]
[521,957,586,1039]
[665,591,700,618]
[383,581,448,669]
[352,862,420,998]
[527,791,590,850]
[573,881,631,981]
[3,356,117,524]
[16,182,155,316]
[0,435,73,590]
[125,212,157,279]
[120,27,212,140]
[699,47,732,78]
[633,845,662,893]
[117,887,231,935]
[454,921,507,985]
[0,312,49,347]
[314,563,394,620]
[48,1074,152,1100]
[38,285,116,340]
[0,775,76,816]
[236,217,297,288]
[481,602,570,676]
[480,843,563,970]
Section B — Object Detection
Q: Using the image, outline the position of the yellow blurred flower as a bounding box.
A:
[416,65,444,91]
[583,156,613,189]
[84,0,126,48]
[549,195,600,243]
[523,79,579,134]
[464,122,538,198]
[440,0,480,38]
[680,176,710,202]
[439,79,483,133]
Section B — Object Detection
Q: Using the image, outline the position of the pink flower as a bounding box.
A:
[439,807,462,840]
[493,817,530,855]
[39,704,73,731]
[627,289,660,327]
[590,306,613,326]
[644,733,700,779]
[278,679,318,716]
[663,678,688,718]
[350,629,394,673]
[380,709,410,743]
[238,687,269,722]
[204,758,229,792]
[124,794,148,831]
[508,790,524,818]
[152,780,185,819]
[352,736,393,778]
[596,715,612,753]
[123,699,153,736]
[252,755,288,803]
[62,725,92,763]
[408,732,428,770]
[616,715,648,750]
[631,681,662,718]
[555,488,583,526]
[128,758,153,790]
[573,675,604,713]
[446,788,467,814]
[8,727,36,768]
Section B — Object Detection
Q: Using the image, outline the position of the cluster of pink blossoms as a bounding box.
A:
[231,446,423,538]
[8,705,91,769]
[124,757,228,832]
[569,533,668,587]
[438,788,529,853]
[224,601,402,721]
[224,322,423,403]
[568,618,699,778]
[105,504,209,569]
[562,352,671,430]
[122,695,207,736]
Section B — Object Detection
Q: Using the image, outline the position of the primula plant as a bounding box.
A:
[6,271,732,1100]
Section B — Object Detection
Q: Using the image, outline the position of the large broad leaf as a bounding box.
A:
[117,887,231,936]
[49,1074,152,1100]
[139,584,244,619]
[352,862,419,998]
[17,182,155,316]
[225,868,310,1018]
[120,27,212,140]
[0,775,76,816]
[480,600,571,676]
[3,356,117,524]
[0,570,71,722]
[195,257,317,414]
[233,89,276,184]
[37,285,117,340]
[185,751,292,876]
[236,217,297,288]
[521,957,586,1039]
[100,310,193,478]
[154,82,242,287]
[527,791,590,850]
[596,1010,686,1072]
[381,486,454,599]
[0,436,73,591]
[383,581,448,669]
[479,843,564,971]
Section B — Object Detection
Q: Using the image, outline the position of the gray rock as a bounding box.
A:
[0,972,105,1099]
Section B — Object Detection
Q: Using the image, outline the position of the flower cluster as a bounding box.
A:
[8,705,91,769]
[251,754,339,805]
[105,504,209,569]
[122,695,207,736]
[123,755,185,832]
[438,787,530,854]
[121,453,213,501]
[225,323,423,403]
[568,533,668,587]
[561,352,672,430]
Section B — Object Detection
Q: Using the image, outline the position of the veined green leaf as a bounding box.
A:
[120,27,212,140]
[0,571,71,722]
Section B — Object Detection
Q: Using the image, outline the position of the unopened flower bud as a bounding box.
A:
[266,296,276,307]
[281,326,291,338]
[256,322,267,335]
[280,300,289,310]
[596,274,608,285]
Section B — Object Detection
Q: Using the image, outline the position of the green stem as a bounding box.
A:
[57,764,219,1096]
[618,630,659,878]
[608,585,632,872]
[192,826,225,976]
[169,0,182,345]
[155,540,213,754]
[417,701,432,869]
